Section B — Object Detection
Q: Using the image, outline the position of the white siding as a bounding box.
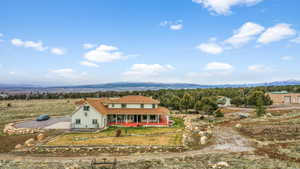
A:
[108,103,158,109]
[71,103,107,129]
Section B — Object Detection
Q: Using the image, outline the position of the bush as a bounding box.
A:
[214,110,224,117]
[7,103,11,107]
[115,129,122,137]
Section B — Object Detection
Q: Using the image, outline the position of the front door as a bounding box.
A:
[134,115,141,123]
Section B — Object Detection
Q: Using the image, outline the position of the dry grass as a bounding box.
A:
[47,132,182,146]
[0,99,78,125]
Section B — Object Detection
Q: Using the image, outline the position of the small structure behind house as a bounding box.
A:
[267,91,300,105]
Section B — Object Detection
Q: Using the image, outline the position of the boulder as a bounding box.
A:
[25,138,35,146]
[15,144,22,149]
[266,113,273,117]
[238,113,250,119]
[200,136,208,145]
[235,123,242,128]
[37,133,46,141]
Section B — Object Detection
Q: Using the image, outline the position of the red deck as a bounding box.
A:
[108,122,168,127]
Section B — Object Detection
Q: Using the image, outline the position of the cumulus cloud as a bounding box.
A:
[258,24,296,44]
[51,48,65,55]
[123,64,175,77]
[160,20,183,30]
[192,0,264,15]
[11,38,48,51]
[80,61,99,68]
[248,64,272,72]
[196,43,224,54]
[84,44,126,63]
[281,56,293,61]
[83,43,96,49]
[204,62,233,70]
[225,22,265,47]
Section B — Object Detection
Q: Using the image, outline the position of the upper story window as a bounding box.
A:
[83,105,90,111]
[75,119,81,124]
[152,104,156,108]
[121,104,127,108]
[112,103,115,108]
[141,104,144,108]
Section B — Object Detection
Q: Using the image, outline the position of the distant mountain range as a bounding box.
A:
[1,80,300,93]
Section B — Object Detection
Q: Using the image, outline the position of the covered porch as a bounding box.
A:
[107,114,168,127]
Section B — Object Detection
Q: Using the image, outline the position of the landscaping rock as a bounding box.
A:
[25,138,35,146]
[15,144,22,149]
[235,123,242,128]
[36,133,45,141]
[200,136,208,145]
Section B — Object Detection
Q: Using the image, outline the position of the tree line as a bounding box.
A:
[3,85,300,114]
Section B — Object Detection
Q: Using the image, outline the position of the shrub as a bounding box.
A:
[115,129,122,137]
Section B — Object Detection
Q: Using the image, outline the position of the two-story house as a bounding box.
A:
[71,95,170,129]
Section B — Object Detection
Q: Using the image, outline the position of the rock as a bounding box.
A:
[15,144,22,149]
[239,113,250,119]
[200,136,208,145]
[216,161,229,167]
[266,113,273,117]
[37,133,45,141]
[235,123,242,128]
[25,138,35,146]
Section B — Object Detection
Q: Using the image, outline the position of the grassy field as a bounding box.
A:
[0,99,78,152]
[0,99,77,125]
[46,118,184,146]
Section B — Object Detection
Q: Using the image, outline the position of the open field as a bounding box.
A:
[0,99,78,152]
[0,99,77,132]
[46,118,184,146]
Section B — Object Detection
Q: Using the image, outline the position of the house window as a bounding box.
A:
[92,119,98,124]
[142,115,147,120]
[75,119,81,124]
[112,104,115,108]
[121,104,127,108]
[152,104,156,108]
[83,105,90,111]
[150,115,156,121]
[141,104,144,108]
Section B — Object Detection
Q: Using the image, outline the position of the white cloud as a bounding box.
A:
[258,24,296,44]
[196,43,224,54]
[160,20,183,30]
[225,22,265,47]
[248,64,272,72]
[204,62,233,70]
[170,24,183,30]
[84,44,126,63]
[192,0,264,15]
[11,38,24,46]
[11,38,48,51]
[0,33,3,37]
[123,64,175,77]
[291,36,300,44]
[80,61,99,68]
[83,43,96,49]
[51,68,74,74]
[51,48,65,55]
[281,56,293,61]
[9,72,16,75]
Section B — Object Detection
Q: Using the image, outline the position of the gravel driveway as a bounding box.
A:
[15,116,71,129]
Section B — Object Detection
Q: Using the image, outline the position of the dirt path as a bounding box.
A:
[0,126,255,163]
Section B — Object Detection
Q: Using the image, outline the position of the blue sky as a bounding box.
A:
[0,0,300,85]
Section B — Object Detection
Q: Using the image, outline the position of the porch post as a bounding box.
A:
[125,115,128,124]
[147,115,149,124]
[158,115,160,123]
